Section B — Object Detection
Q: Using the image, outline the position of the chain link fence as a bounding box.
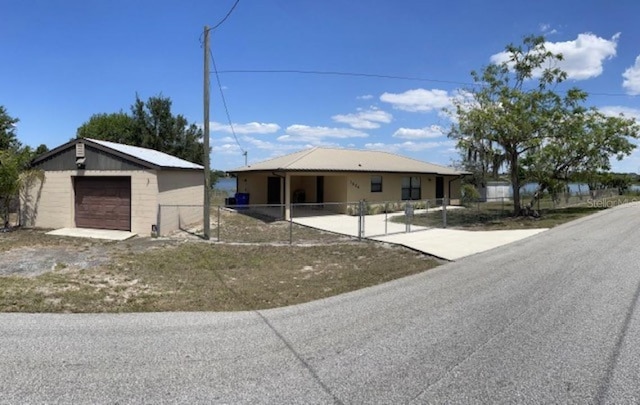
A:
[156,188,626,242]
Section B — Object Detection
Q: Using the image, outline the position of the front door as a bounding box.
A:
[316,176,324,203]
[267,177,281,204]
[436,176,444,199]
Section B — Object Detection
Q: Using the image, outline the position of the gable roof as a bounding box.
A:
[228,147,467,176]
[87,139,203,169]
[32,138,203,170]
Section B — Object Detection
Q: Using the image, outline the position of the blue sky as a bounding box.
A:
[2,0,640,171]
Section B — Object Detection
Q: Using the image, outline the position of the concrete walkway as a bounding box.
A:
[46,228,137,241]
[293,211,546,260]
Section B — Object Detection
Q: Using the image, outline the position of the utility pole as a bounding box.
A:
[243,151,247,166]
[203,25,211,240]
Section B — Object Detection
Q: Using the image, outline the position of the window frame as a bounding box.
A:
[371,175,383,193]
[401,176,421,200]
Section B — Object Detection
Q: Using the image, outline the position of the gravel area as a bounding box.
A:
[0,230,181,277]
[0,245,111,277]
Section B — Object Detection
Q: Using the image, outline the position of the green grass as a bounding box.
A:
[393,194,637,231]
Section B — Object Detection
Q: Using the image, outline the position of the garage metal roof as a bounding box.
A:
[86,139,204,169]
[229,147,467,175]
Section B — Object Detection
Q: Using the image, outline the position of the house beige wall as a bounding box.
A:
[323,175,347,202]
[345,173,458,202]
[236,173,269,204]
[21,170,159,235]
[231,171,462,209]
[157,170,204,235]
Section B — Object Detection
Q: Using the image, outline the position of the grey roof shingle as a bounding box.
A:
[229,147,467,175]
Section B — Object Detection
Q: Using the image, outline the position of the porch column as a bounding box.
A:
[285,173,291,220]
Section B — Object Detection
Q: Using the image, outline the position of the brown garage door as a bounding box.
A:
[74,177,131,231]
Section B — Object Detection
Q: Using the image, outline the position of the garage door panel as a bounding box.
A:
[74,177,131,231]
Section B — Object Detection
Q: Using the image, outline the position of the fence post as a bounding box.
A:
[357,200,364,240]
[217,205,221,241]
[384,201,388,235]
[442,197,448,228]
[289,203,293,245]
[405,201,413,233]
[157,205,162,236]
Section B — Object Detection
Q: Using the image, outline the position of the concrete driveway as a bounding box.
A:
[2,203,639,403]
[293,210,547,260]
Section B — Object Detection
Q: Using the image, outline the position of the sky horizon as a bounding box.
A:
[2,0,640,172]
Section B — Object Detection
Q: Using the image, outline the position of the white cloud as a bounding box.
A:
[357,94,373,100]
[332,107,392,129]
[210,121,280,134]
[278,125,368,142]
[393,125,446,139]
[623,55,640,95]
[364,140,454,153]
[211,135,302,158]
[539,23,558,35]
[490,33,620,80]
[600,106,640,121]
[380,88,452,112]
[210,142,240,155]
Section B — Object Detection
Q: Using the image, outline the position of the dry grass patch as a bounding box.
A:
[0,241,440,312]
[182,208,351,244]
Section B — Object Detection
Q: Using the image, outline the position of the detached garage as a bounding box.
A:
[21,138,204,236]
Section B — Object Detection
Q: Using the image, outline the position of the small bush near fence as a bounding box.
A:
[1,196,20,228]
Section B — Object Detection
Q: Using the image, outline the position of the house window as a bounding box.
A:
[371,176,382,193]
[401,176,421,200]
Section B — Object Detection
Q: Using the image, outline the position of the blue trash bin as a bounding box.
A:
[235,193,250,206]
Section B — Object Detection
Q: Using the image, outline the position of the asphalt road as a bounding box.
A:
[2,203,640,404]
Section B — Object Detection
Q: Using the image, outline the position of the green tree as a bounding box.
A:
[523,105,638,204]
[449,35,640,215]
[33,144,49,156]
[76,94,206,165]
[209,170,227,188]
[0,106,21,151]
[0,148,44,227]
[76,112,135,144]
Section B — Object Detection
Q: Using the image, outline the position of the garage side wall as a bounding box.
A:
[157,170,204,235]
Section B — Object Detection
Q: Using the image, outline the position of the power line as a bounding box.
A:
[216,69,638,98]
[210,49,246,156]
[211,0,240,31]
[199,0,241,44]
[218,69,477,87]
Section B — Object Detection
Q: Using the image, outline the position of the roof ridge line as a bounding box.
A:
[283,146,318,169]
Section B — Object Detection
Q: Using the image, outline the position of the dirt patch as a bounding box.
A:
[0,246,110,277]
[0,229,180,277]
[0,227,441,313]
